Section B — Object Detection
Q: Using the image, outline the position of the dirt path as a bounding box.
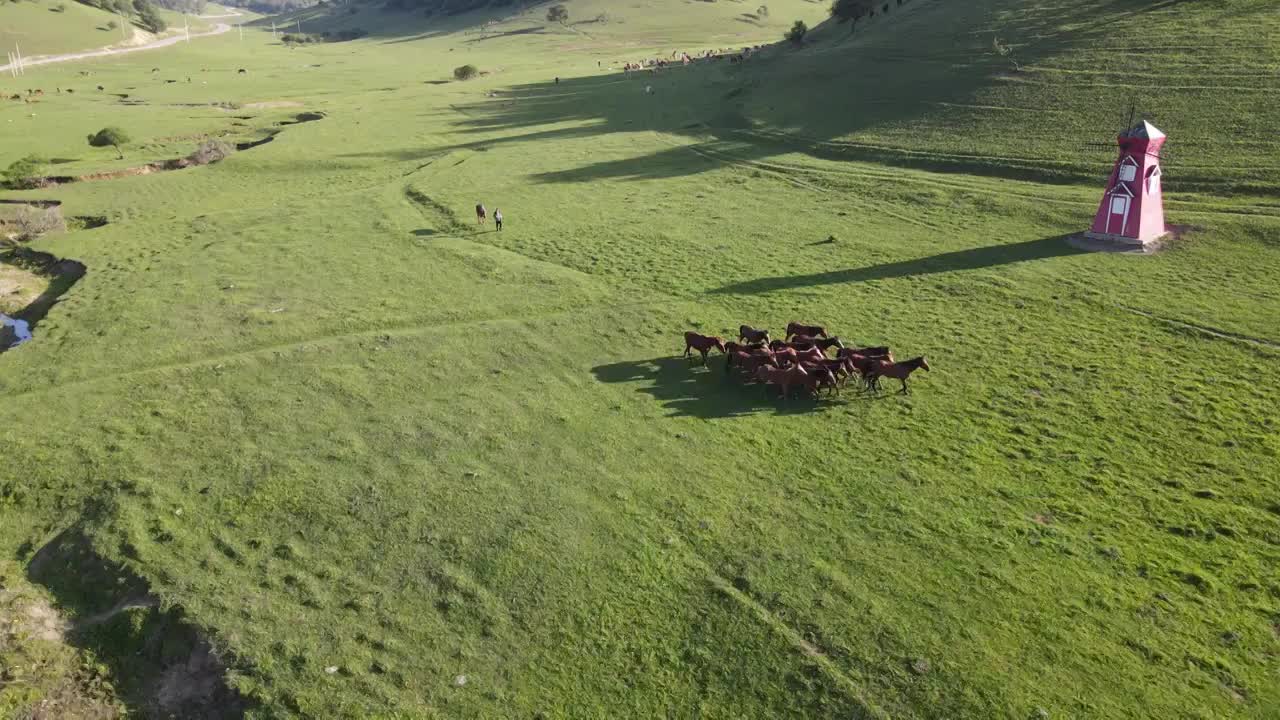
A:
[0,12,240,73]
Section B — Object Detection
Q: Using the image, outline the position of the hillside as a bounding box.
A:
[1,0,1278,718]
[0,0,132,57]
[737,0,1280,194]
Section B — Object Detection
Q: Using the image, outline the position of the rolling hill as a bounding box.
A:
[1,0,1277,717]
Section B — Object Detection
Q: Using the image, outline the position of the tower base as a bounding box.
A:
[1071,230,1169,254]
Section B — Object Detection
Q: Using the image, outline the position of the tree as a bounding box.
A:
[785,20,807,45]
[546,4,567,24]
[830,0,871,23]
[87,127,131,159]
[453,64,478,80]
[2,156,46,190]
[133,0,166,32]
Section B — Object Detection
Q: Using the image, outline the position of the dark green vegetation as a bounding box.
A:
[87,127,132,158]
[1,0,1278,717]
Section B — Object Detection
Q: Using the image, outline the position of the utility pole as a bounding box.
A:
[271,21,276,39]
[296,18,302,34]
[185,15,191,42]
[238,23,243,42]
[14,44,22,76]
[118,10,128,42]
[7,52,14,79]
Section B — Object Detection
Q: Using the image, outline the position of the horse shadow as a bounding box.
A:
[592,356,868,419]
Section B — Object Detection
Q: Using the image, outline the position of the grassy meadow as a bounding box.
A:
[1,0,1278,717]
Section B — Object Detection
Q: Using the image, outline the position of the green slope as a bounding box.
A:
[734,0,1280,194]
[0,0,1278,718]
[0,0,131,57]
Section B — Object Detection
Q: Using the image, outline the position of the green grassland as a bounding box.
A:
[0,0,128,57]
[1,0,1278,717]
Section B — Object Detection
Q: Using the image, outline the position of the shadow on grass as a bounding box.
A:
[26,528,255,719]
[712,234,1086,295]
[592,356,871,419]
[337,0,1255,190]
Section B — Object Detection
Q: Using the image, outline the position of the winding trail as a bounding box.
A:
[0,11,241,73]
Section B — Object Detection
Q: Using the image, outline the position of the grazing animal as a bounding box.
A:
[475,203,486,225]
[789,335,845,353]
[867,356,930,395]
[836,348,895,391]
[786,322,827,339]
[755,364,808,399]
[796,366,839,398]
[738,325,770,344]
[238,68,247,74]
[97,85,104,91]
[683,332,727,365]
[151,68,160,73]
[65,88,73,94]
[726,349,776,376]
[848,345,891,358]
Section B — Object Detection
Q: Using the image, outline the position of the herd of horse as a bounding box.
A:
[683,322,929,399]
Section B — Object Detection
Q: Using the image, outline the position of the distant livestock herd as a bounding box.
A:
[683,322,930,400]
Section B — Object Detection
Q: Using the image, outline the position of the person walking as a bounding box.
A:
[493,208,504,232]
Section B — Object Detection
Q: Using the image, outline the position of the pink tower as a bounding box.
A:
[1086,121,1168,248]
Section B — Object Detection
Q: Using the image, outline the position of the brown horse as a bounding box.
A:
[785,322,827,339]
[683,332,727,365]
[867,356,930,394]
[796,366,840,398]
[727,349,777,376]
[789,335,846,354]
[755,364,808,399]
[738,325,770,344]
[475,203,487,225]
[836,348,895,391]
[848,345,891,359]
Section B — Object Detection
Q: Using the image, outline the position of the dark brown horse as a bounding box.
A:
[475,203,487,225]
[785,322,827,339]
[683,332,727,365]
[738,325,770,344]
[867,356,930,394]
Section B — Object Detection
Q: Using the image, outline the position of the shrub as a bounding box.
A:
[187,139,234,165]
[51,2,68,11]
[2,156,47,190]
[785,19,807,45]
[87,126,131,158]
[546,3,567,24]
[756,5,768,18]
[14,205,66,242]
[453,64,478,81]
[106,19,118,29]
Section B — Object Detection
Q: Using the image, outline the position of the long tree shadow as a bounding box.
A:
[592,356,863,419]
[26,528,255,718]
[712,234,1086,295]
